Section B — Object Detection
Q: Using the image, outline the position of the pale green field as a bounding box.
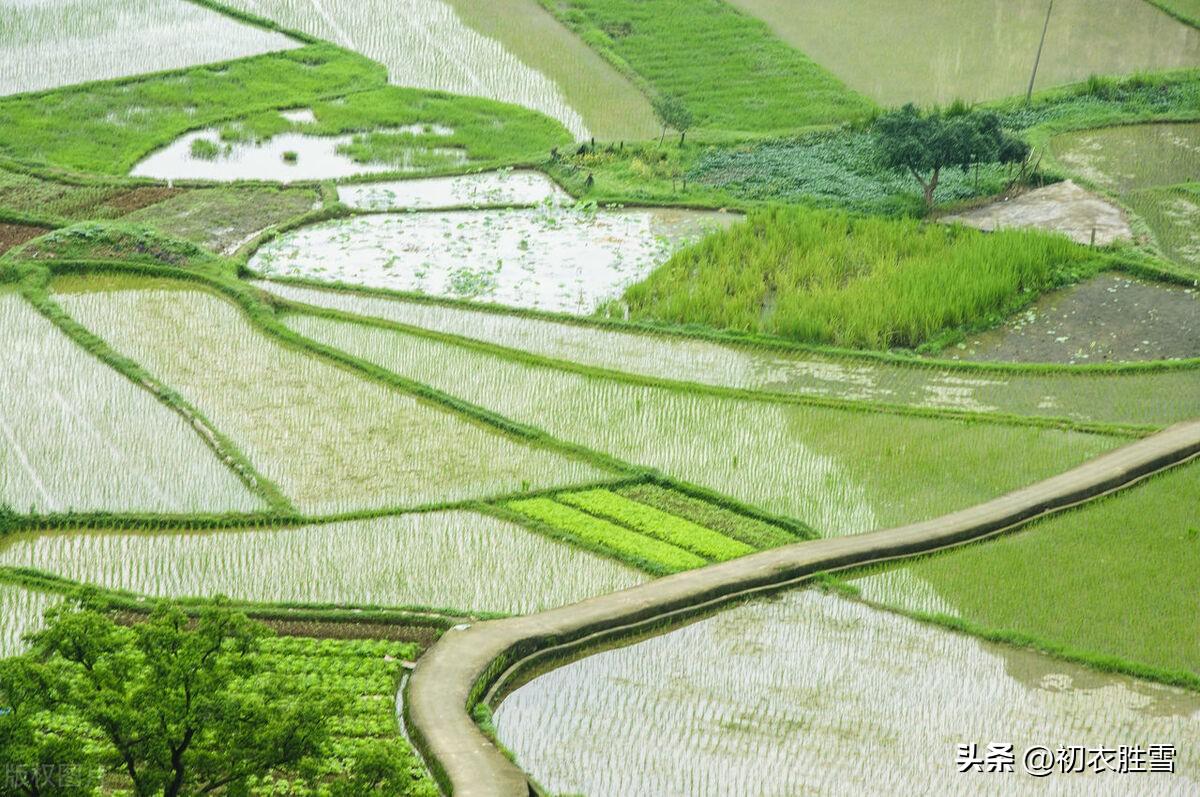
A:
[0,291,261,514]
[284,312,1121,534]
[0,511,646,614]
[0,0,295,97]
[57,278,610,515]
[0,582,59,658]
[1051,122,1200,194]
[260,281,1200,428]
[725,0,1200,106]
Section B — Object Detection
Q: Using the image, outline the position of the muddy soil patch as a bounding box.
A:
[941,181,1131,246]
[0,222,51,254]
[949,273,1200,363]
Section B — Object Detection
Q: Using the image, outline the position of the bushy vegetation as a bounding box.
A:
[616,484,800,549]
[621,206,1099,349]
[559,489,753,560]
[11,222,227,270]
[537,0,874,135]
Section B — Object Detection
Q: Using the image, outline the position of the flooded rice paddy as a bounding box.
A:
[336,170,569,211]
[250,207,735,313]
[0,582,58,659]
[1051,123,1200,195]
[0,291,262,514]
[725,0,1200,106]
[261,281,1200,428]
[283,312,1121,534]
[56,279,610,514]
[222,0,658,140]
[1128,184,1200,271]
[130,125,465,183]
[0,512,646,615]
[494,590,1200,796]
[0,0,296,97]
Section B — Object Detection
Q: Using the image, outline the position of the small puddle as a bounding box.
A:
[494,590,1200,795]
[250,206,737,313]
[337,170,571,210]
[130,126,465,183]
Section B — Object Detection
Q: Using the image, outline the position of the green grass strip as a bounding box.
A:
[557,489,753,561]
[616,483,797,549]
[507,497,705,573]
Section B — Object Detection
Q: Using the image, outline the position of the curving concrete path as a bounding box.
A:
[405,419,1200,797]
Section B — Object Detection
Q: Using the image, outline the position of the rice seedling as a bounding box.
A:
[852,459,1200,674]
[1051,122,1200,194]
[0,291,262,514]
[0,511,646,615]
[250,206,734,313]
[0,0,296,97]
[533,0,875,135]
[616,484,798,549]
[622,205,1101,350]
[283,313,1122,533]
[260,280,1200,428]
[336,170,570,212]
[723,0,1200,107]
[0,582,59,659]
[1127,184,1200,271]
[507,497,706,573]
[57,277,609,514]
[557,489,753,561]
[493,590,1200,796]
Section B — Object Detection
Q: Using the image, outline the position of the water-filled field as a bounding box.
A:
[725,0,1200,106]
[0,0,296,97]
[0,291,261,514]
[57,278,610,514]
[0,511,646,615]
[854,459,1200,674]
[221,0,658,140]
[250,207,735,313]
[494,590,1200,796]
[284,312,1122,534]
[1128,185,1200,270]
[1051,123,1200,194]
[0,582,59,658]
[261,281,1200,428]
[336,170,569,211]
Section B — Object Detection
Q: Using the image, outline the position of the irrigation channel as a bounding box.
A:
[403,419,1200,796]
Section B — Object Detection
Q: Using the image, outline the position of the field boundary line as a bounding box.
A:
[404,418,1200,796]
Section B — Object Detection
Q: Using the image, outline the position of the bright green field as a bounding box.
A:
[537,0,874,135]
[621,206,1101,349]
[854,460,1200,675]
[283,311,1123,534]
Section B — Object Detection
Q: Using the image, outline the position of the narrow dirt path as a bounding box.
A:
[405,419,1200,797]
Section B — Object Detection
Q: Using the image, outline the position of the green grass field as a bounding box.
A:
[852,460,1200,675]
[621,206,1101,349]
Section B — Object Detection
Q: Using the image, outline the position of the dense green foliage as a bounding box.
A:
[616,484,799,549]
[558,489,753,560]
[537,0,874,135]
[507,497,706,573]
[853,460,1200,675]
[622,206,1099,349]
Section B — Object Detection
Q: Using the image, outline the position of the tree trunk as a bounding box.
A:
[925,167,941,212]
[679,130,686,146]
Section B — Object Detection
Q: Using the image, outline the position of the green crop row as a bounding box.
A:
[558,489,753,561]
[506,497,705,574]
[616,483,799,549]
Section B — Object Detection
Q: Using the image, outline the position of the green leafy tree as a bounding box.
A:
[22,596,338,797]
[652,94,694,146]
[0,656,99,797]
[873,104,1019,212]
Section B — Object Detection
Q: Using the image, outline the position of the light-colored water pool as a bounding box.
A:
[250,206,736,313]
[337,170,570,211]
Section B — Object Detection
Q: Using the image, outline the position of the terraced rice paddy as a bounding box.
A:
[1051,123,1200,194]
[725,0,1200,106]
[0,290,262,514]
[131,125,464,182]
[260,281,1200,428]
[0,582,58,659]
[336,170,569,211]
[221,0,658,140]
[494,590,1200,796]
[1128,184,1200,270]
[0,0,296,97]
[853,459,1200,675]
[250,207,735,313]
[0,511,646,614]
[56,278,609,514]
[282,312,1123,534]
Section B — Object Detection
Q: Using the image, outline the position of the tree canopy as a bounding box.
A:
[652,94,694,146]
